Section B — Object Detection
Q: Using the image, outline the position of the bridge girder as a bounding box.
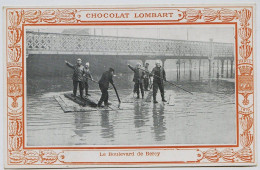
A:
[26,31,234,60]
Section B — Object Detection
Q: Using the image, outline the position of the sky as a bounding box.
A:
[26,25,235,43]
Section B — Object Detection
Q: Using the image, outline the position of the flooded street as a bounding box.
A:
[26,85,236,146]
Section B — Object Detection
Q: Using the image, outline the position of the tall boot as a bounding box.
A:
[136,90,140,99]
[153,94,158,103]
[73,87,77,97]
[162,93,167,102]
[72,90,76,97]
[97,101,102,107]
[80,90,84,99]
[85,85,88,96]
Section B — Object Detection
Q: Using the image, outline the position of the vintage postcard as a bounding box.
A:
[3,4,256,168]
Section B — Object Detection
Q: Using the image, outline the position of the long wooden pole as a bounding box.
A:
[139,67,193,95]
[111,83,121,103]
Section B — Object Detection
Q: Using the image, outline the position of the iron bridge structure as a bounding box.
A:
[26,31,235,79]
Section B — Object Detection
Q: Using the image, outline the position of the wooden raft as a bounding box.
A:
[64,93,97,107]
[54,92,134,112]
[54,93,113,112]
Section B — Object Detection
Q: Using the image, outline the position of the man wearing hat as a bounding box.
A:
[98,68,115,107]
[151,60,167,103]
[83,62,93,97]
[65,58,85,99]
[128,63,144,99]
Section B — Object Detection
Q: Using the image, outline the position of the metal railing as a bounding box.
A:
[26,31,234,58]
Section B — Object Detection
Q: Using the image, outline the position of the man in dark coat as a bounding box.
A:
[83,62,93,97]
[143,63,150,91]
[128,63,144,99]
[65,58,85,99]
[151,61,167,103]
[98,68,115,107]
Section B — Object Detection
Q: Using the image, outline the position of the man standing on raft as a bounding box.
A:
[151,61,167,103]
[65,58,85,99]
[98,68,115,107]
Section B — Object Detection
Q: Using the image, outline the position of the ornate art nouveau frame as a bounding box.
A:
[4,5,256,168]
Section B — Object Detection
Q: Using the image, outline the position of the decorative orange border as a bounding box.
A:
[5,5,255,167]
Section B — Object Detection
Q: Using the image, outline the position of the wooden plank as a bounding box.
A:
[64,93,113,112]
[64,93,86,106]
[64,93,97,107]
[55,91,136,112]
[55,95,99,112]
[90,92,135,111]
[87,93,116,111]
[54,96,71,113]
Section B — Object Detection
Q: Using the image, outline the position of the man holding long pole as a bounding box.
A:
[139,62,193,100]
[98,68,117,107]
[151,61,167,103]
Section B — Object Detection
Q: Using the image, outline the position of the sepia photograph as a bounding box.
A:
[4,3,257,167]
[25,25,236,146]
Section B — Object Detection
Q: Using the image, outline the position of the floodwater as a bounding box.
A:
[26,82,236,146]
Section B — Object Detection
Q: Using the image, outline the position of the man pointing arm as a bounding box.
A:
[65,58,85,99]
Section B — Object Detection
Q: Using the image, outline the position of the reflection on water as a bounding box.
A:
[100,110,115,140]
[134,102,147,128]
[27,84,236,146]
[152,104,166,142]
[74,112,91,137]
